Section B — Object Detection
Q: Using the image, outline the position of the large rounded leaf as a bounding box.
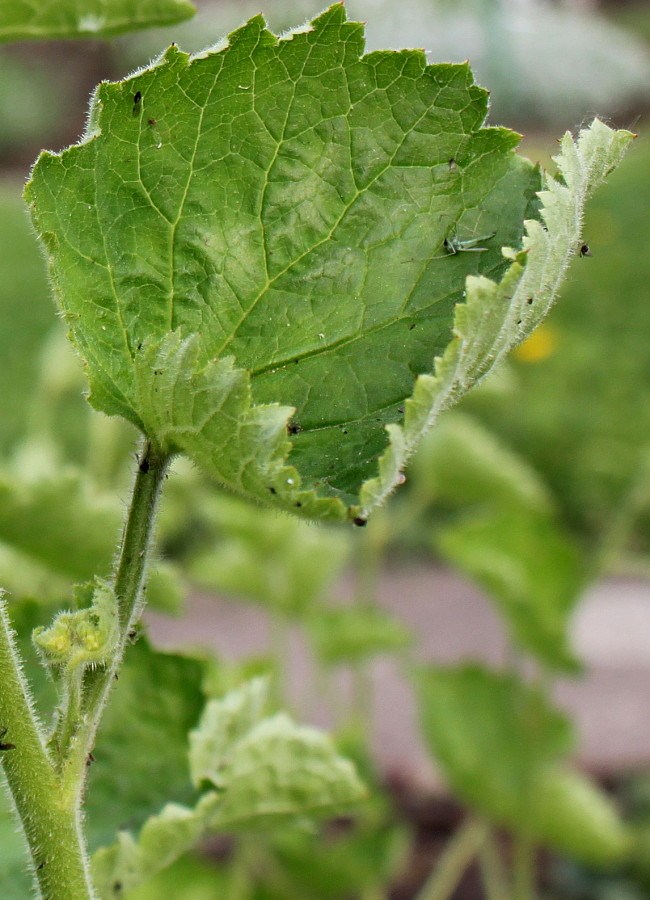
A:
[25,5,633,522]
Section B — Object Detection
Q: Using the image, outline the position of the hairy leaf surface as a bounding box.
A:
[26,5,633,521]
[0,0,195,42]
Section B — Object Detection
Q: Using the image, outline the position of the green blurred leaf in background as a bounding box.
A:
[419,665,631,868]
[0,0,195,42]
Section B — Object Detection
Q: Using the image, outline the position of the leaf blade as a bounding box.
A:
[25,7,633,522]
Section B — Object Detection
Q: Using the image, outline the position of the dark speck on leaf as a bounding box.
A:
[295,502,302,508]
[579,243,592,257]
[147,118,157,126]
[268,486,277,494]
[287,422,302,435]
[353,517,367,527]
[408,323,416,330]
[526,297,533,305]
[133,91,141,105]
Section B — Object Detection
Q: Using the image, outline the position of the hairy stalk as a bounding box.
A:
[0,597,94,899]
[62,441,170,794]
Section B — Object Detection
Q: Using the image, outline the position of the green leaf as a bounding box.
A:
[0,0,195,42]
[0,788,32,900]
[0,184,54,452]
[188,676,269,788]
[85,639,205,850]
[307,604,411,666]
[188,494,348,617]
[25,6,633,523]
[0,462,183,611]
[410,411,553,512]
[206,712,366,829]
[190,678,365,829]
[93,679,365,896]
[419,665,631,867]
[435,506,585,670]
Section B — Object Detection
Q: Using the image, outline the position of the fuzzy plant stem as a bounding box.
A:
[0,441,170,900]
[0,597,95,899]
[62,441,170,793]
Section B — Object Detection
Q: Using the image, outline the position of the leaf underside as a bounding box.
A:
[25,4,634,522]
[0,0,195,42]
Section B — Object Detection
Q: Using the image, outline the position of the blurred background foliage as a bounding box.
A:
[1,1,650,898]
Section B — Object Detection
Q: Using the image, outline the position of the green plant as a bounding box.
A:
[0,2,633,899]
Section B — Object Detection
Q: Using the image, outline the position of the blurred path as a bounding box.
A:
[147,565,650,785]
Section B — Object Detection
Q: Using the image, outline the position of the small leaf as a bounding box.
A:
[26,7,631,522]
[94,680,365,896]
[207,713,366,829]
[419,665,631,866]
[0,0,195,42]
[189,676,269,788]
[436,506,585,670]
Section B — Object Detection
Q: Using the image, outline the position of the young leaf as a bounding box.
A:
[25,5,633,523]
[190,678,365,828]
[189,676,269,787]
[33,578,118,672]
[419,665,632,867]
[94,680,365,896]
[206,712,366,829]
[0,0,195,42]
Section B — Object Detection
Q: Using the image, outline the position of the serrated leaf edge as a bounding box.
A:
[356,118,635,518]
